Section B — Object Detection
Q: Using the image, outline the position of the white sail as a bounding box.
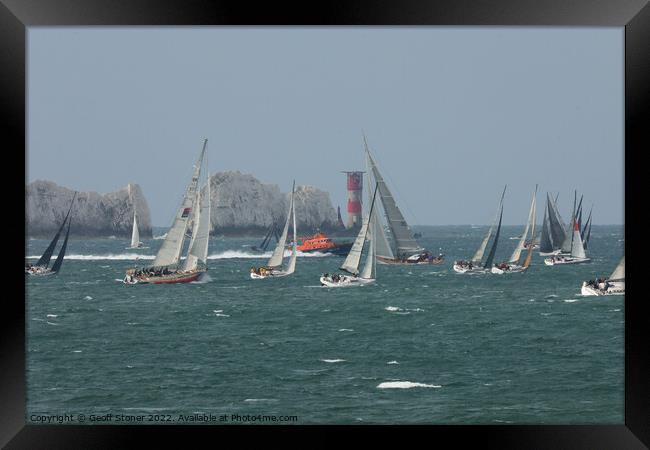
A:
[267,182,295,268]
[609,256,625,282]
[364,137,422,256]
[152,140,207,267]
[472,186,506,264]
[366,169,394,259]
[570,222,587,259]
[509,187,537,264]
[284,192,298,275]
[340,216,370,275]
[360,207,376,279]
[182,176,211,271]
[130,211,141,247]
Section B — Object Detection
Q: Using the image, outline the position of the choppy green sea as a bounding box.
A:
[26,225,624,424]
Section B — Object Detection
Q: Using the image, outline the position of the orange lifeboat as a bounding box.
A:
[295,232,353,255]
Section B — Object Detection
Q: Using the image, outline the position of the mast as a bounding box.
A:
[522,189,537,269]
[609,256,625,282]
[284,185,298,275]
[36,192,77,268]
[364,135,422,257]
[472,185,506,264]
[152,139,207,267]
[267,181,295,268]
[341,183,379,276]
[51,216,71,273]
[483,203,504,269]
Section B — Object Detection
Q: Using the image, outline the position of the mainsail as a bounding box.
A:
[35,192,77,268]
[581,207,593,250]
[341,184,379,276]
[284,190,298,275]
[483,203,504,269]
[472,186,506,264]
[569,221,587,259]
[539,202,554,254]
[546,193,567,250]
[364,136,422,257]
[609,256,625,282]
[267,181,295,268]
[152,140,207,267]
[509,186,537,264]
[130,210,141,248]
[182,174,211,272]
[50,217,71,273]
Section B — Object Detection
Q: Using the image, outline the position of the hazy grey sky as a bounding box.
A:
[28,27,623,226]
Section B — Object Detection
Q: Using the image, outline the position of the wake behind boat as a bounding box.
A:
[320,183,379,287]
[581,256,624,296]
[26,193,76,276]
[250,181,297,279]
[124,139,211,284]
[364,135,444,265]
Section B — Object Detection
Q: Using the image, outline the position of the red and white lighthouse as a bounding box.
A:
[342,171,364,228]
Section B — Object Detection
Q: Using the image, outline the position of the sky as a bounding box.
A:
[27,27,624,226]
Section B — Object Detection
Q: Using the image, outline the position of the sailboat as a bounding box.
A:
[543,220,590,265]
[492,186,537,274]
[126,207,147,249]
[26,193,76,276]
[453,186,506,274]
[123,139,211,284]
[539,193,568,256]
[250,181,297,279]
[581,256,624,296]
[320,183,379,287]
[251,223,280,253]
[364,136,443,265]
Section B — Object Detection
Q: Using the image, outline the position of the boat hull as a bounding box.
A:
[377,255,445,265]
[544,257,591,266]
[124,270,205,284]
[580,282,625,296]
[453,263,487,274]
[319,275,375,287]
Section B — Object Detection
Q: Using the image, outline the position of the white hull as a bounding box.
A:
[250,269,293,279]
[126,244,148,249]
[453,263,487,274]
[25,268,55,276]
[319,275,375,287]
[581,282,625,296]
[490,264,527,274]
[544,256,591,266]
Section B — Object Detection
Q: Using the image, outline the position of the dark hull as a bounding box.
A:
[377,256,445,265]
[127,270,205,284]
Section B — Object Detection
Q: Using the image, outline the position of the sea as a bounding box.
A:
[25,225,624,425]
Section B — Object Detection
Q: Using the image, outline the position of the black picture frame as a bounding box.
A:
[4,0,648,447]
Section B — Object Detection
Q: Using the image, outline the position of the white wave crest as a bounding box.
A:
[321,359,346,363]
[207,250,331,259]
[27,253,156,261]
[377,381,441,389]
